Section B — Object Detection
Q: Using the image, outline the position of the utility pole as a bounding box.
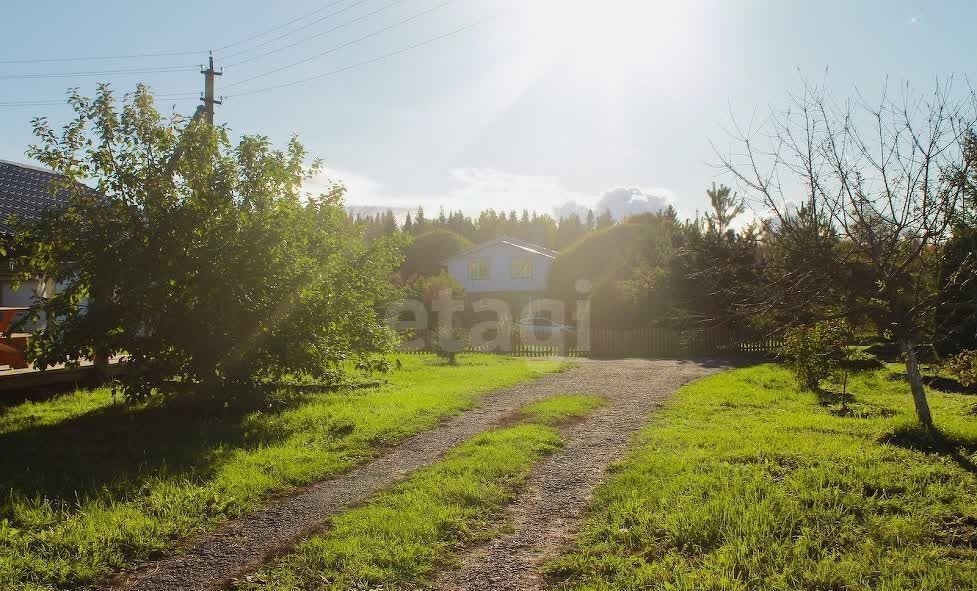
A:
[165,54,217,175]
[200,52,222,125]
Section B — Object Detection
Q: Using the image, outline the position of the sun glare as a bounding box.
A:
[520,0,704,85]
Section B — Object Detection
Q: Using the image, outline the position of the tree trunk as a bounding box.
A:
[841,366,849,412]
[93,346,111,386]
[901,337,934,428]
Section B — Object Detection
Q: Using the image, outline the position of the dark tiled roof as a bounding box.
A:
[0,159,71,236]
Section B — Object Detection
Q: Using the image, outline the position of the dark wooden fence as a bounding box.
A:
[589,327,781,357]
[400,327,781,358]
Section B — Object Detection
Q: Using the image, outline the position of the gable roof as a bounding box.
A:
[449,236,557,262]
[0,159,71,236]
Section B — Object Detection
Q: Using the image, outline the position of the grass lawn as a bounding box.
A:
[235,394,604,591]
[518,393,607,426]
[548,364,977,591]
[0,354,565,591]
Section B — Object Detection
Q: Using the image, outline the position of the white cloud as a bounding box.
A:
[908,15,919,25]
[595,186,674,219]
[303,167,675,221]
[553,186,674,220]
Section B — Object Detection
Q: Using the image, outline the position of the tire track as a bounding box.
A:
[434,358,723,591]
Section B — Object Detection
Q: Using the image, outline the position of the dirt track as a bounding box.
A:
[434,358,722,590]
[106,358,722,591]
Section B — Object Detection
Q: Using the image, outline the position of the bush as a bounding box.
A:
[547,222,654,304]
[430,327,467,365]
[946,350,977,388]
[15,85,404,401]
[781,320,852,391]
[400,229,472,278]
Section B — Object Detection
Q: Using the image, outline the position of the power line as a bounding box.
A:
[0,65,198,81]
[226,11,496,99]
[225,0,455,90]
[0,92,200,108]
[215,0,349,52]
[220,0,373,61]
[0,1,358,66]
[225,0,408,68]
[0,50,206,66]
[0,100,78,107]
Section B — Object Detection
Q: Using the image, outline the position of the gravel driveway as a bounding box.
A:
[105,358,723,591]
[434,358,723,591]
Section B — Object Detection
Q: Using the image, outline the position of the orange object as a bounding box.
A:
[0,334,29,369]
[0,308,30,369]
[0,307,28,334]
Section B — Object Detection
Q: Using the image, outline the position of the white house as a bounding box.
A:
[0,160,67,318]
[444,236,557,313]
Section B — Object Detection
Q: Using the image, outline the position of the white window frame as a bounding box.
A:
[511,257,532,279]
[469,258,490,280]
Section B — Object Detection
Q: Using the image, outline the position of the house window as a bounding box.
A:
[469,258,490,280]
[511,257,532,279]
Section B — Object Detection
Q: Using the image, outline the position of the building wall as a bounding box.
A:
[446,242,553,294]
[0,275,52,331]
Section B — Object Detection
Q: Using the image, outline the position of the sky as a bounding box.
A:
[1,0,975,220]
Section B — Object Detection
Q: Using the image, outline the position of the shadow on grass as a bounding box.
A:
[843,357,886,372]
[938,514,977,550]
[815,388,898,419]
[884,372,977,395]
[0,382,349,503]
[864,341,901,362]
[815,388,854,408]
[922,375,977,395]
[880,424,977,474]
[829,405,899,419]
[0,380,102,410]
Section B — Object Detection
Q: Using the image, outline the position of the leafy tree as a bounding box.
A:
[555,213,585,249]
[548,222,653,304]
[946,349,977,388]
[936,131,977,354]
[548,220,677,328]
[782,319,853,393]
[400,229,472,278]
[756,203,844,329]
[670,186,760,334]
[14,84,403,401]
[719,80,976,427]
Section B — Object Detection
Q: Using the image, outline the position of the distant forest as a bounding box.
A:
[349,204,677,250]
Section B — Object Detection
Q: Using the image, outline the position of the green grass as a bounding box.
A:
[0,354,565,591]
[548,364,977,591]
[235,394,602,591]
[519,394,606,425]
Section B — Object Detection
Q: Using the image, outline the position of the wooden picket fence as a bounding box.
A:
[400,327,781,358]
[589,327,781,357]
[399,329,588,357]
